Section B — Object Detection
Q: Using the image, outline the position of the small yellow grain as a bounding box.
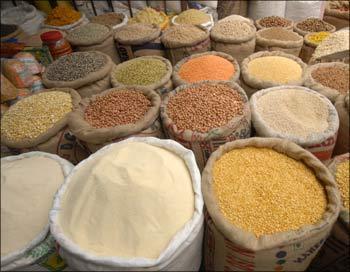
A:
[335,160,349,210]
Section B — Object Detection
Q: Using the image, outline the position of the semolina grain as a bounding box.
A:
[335,160,349,210]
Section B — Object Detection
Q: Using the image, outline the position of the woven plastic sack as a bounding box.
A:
[0,151,73,271]
[250,86,340,161]
[304,62,349,103]
[2,59,34,88]
[285,1,326,22]
[160,80,251,170]
[172,51,240,87]
[248,1,286,20]
[202,137,341,271]
[240,51,307,97]
[255,27,303,56]
[110,56,173,97]
[255,17,293,30]
[14,52,42,75]
[210,19,256,64]
[293,17,336,37]
[1,74,18,102]
[68,86,163,154]
[42,51,113,98]
[49,137,204,271]
[333,94,349,156]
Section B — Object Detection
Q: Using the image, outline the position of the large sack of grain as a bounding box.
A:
[0,88,88,164]
[248,1,286,20]
[202,137,340,271]
[42,51,113,98]
[50,137,204,271]
[1,152,73,271]
[172,51,240,87]
[90,12,128,30]
[255,16,293,30]
[68,86,163,154]
[322,1,349,30]
[250,86,339,162]
[294,17,336,37]
[161,80,251,170]
[333,94,349,156]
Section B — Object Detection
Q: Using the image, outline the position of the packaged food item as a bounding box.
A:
[2,59,34,88]
[40,31,72,60]
[14,52,42,75]
[0,42,25,58]
[30,75,45,93]
[1,74,18,102]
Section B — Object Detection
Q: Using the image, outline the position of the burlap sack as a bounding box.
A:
[202,137,341,272]
[68,86,163,154]
[110,56,173,97]
[255,27,303,56]
[66,24,120,64]
[293,18,336,37]
[1,74,18,102]
[210,20,256,64]
[299,33,318,64]
[241,51,307,97]
[172,51,240,87]
[323,2,350,30]
[309,153,349,271]
[114,23,165,62]
[160,80,251,170]
[1,88,88,164]
[255,17,293,30]
[42,51,113,98]
[251,86,340,161]
[161,25,211,65]
[304,62,349,103]
[333,94,349,156]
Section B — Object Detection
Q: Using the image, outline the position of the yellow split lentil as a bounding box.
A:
[306,32,330,45]
[213,147,327,237]
[335,160,349,210]
[247,56,302,84]
[1,92,72,141]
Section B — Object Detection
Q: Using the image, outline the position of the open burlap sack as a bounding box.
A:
[160,80,251,170]
[304,62,349,103]
[251,86,340,162]
[323,1,350,30]
[202,137,341,272]
[293,18,336,37]
[161,25,211,65]
[42,51,113,98]
[255,17,293,30]
[110,56,173,97]
[114,23,165,62]
[333,94,349,156]
[172,51,240,87]
[68,86,163,154]
[210,20,256,64]
[299,33,320,64]
[1,88,88,164]
[241,51,307,97]
[255,27,303,56]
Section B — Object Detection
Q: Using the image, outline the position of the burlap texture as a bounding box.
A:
[76,73,111,98]
[325,3,350,20]
[299,33,319,64]
[250,86,340,161]
[304,62,349,103]
[42,51,113,91]
[160,80,251,170]
[114,23,161,45]
[172,51,240,87]
[293,18,336,37]
[255,18,293,30]
[68,86,161,145]
[240,51,307,96]
[110,56,173,96]
[333,94,350,156]
[255,27,303,56]
[202,137,341,271]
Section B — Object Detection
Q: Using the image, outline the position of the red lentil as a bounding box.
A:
[178,55,235,83]
[84,90,151,128]
[167,83,244,133]
[312,66,349,95]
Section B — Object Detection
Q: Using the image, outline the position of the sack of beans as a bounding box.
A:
[202,137,341,271]
[161,81,251,170]
[293,17,336,37]
[0,88,88,165]
[172,9,214,31]
[161,25,211,65]
[300,32,331,63]
[255,27,303,56]
[210,18,256,64]
[49,137,204,271]
[309,153,349,272]
[323,1,350,30]
[42,51,113,98]
[240,51,307,97]
[255,16,293,30]
[114,23,165,62]
[66,23,120,64]
[304,62,349,103]
[172,51,240,87]
[1,151,73,271]
[110,56,173,97]
[68,87,163,154]
[1,74,18,102]
[333,94,349,156]
[90,12,128,30]
[251,86,339,161]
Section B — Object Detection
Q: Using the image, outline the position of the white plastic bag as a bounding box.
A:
[248,1,286,20]
[50,137,204,271]
[285,1,326,22]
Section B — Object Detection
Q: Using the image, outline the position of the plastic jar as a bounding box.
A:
[40,31,72,60]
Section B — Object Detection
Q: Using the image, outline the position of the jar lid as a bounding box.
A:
[40,31,63,42]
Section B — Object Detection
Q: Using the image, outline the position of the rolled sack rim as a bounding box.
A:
[210,20,256,44]
[256,27,304,49]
